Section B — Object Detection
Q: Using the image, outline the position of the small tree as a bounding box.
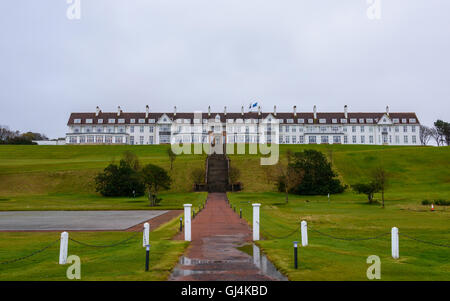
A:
[191,168,205,187]
[371,166,389,208]
[228,166,241,192]
[122,150,140,171]
[167,148,176,171]
[141,164,171,206]
[95,160,145,197]
[276,162,304,203]
[352,182,379,203]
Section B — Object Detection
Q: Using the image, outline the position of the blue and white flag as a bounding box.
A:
[248,101,258,111]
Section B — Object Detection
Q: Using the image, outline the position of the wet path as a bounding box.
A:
[170,193,286,281]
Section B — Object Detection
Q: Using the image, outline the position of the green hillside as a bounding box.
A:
[0,144,449,207]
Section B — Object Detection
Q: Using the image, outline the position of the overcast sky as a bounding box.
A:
[0,0,449,138]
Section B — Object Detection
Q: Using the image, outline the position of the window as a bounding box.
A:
[393,118,399,123]
[287,119,294,124]
[74,119,81,124]
[352,136,357,144]
[149,126,154,133]
[404,136,408,143]
[79,136,86,143]
[369,127,374,133]
[115,136,123,144]
[395,136,399,144]
[118,119,125,124]
[403,126,407,133]
[361,136,365,144]
[139,119,145,124]
[309,136,316,143]
[96,127,102,133]
[285,126,290,132]
[130,119,135,124]
[140,126,144,133]
[344,136,348,144]
[359,119,364,123]
[149,119,155,123]
[298,119,304,124]
[369,136,374,144]
[333,136,341,144]
[411,126,416,132]
[105,136,112,143]
[140,136,144,145]
[360,126,365,133]
[352,126,356,133]
[409,118,416,123]
[292,126,296,132]
[130,126,134,133]
[69,136,77,143]
[402,118,407,123]
[366,118,373,123]
[292,136,297,143]
[285,136,290,144]
[332,119,337,124]
[149,136,154,144]
[118,126,125,133]
[350,118,357,123]
[86,119,93,124]
[319,119,326,124]
[98,119,103,124]
[412,135,417,144]
[108,119,115,124]
[87,136,94,143]
[395,126,399,132]
[341,119,347,124]
[130,136,134,145]
[74,127,80,133]
[308,119,314,124]
[321,136,329,144]
[299,136,304,144]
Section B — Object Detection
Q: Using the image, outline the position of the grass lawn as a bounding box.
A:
[0,215,187,280]
[228,192,450,281]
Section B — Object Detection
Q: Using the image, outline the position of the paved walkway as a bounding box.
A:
[170,193,280,281]
[0,210,169,231]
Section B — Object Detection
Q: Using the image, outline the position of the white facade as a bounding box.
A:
[66,106,420,146]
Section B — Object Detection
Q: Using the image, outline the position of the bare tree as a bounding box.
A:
[275,159,304,203]
[430,127,441,146]
[167,148,176,171]
[419,125,432,146]
[371,166,389,208]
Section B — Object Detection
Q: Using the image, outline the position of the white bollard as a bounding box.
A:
[252,203,261,241]
[143,222,150,247]
[59,231,68,265]
[184,204,192,241]
[391,227,399,259]
[301,221,308,246]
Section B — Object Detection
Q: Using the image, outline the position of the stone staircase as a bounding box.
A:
[206,154,229,192]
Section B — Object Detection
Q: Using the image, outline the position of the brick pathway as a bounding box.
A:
[170,193,278,281]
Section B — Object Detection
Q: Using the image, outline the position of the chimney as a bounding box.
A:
[208,106,211,117]
[117,106,122,117]
[313,105,317,119]
[258,106,261,116]
[145,105,149,118]
[273,105,277,116]
[95,106,100,117]
[344,105,348,119]
[174,106,177,116]
[224,106,227,116]
[293,105,297,117]
[241,106,244,116]
[386,105,390,116]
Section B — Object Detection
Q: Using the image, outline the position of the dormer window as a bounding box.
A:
[402,118,407,123]
[148,119,155,123]
[176,119,182,123]
[409,118,416,123]
[86,119,93,124]
[287,119,294,124]
[98,119,103,124]
[350,119,357,123]
[227,119,233,123]
[108,119,115,124]
[130,119,135,124]
[278,119,284,123]
[298,119,304,123]
[308,119,314,124]
[118,119,125,124]
[359,119,364,123]
[340,119,347,123]
[393,118,399,123]
[366,118,373,123]
[332,119,337,124]
[138,119,145,123]
[319,119,326,124]
[184,119,190,123]
[74,119,81,124]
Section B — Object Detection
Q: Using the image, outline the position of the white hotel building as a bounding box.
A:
[66,105,420,146]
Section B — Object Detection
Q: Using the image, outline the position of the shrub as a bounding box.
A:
[290,149,345,195]
[422,199,449,206]
[95,160,145,197]
[141,164,171,206]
